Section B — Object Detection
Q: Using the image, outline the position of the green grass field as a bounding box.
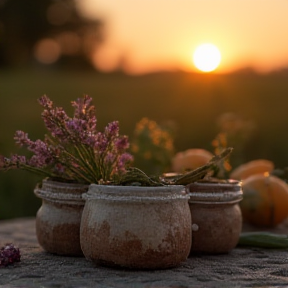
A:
[1,68,288,219]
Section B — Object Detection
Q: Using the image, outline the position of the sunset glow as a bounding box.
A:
[77,0,288,74]
[193,44,221,72]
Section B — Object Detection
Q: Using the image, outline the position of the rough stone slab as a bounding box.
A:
[0,218,288,288]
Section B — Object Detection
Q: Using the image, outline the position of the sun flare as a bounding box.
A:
[193,44,221,72]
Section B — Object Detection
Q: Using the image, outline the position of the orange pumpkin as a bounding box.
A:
[172,149,213,173]
[230,159,274,180]
[241,174,288,227]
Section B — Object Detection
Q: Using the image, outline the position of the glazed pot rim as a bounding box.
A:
[34,179,88,205]
[189,180,243,204]
[189,179,241,187]
[189,197,243,205]
[82,184,190,202]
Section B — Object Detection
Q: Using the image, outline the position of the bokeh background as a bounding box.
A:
[1,0,288,219]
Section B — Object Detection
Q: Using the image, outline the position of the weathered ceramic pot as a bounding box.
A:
[80,184,191,269]
[34,179,88,256]
[188,180,243,254]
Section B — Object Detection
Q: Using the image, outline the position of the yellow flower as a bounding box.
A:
[131,143,139,153]
[144,151,151,160]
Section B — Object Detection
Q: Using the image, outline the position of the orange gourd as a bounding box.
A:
[241,174,288,227]
[172,149,213,173]
[230,159,274,180]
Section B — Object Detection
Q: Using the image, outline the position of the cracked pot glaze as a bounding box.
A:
[188,180,243,254]
[34,179,88,256]
[80,184,192,269]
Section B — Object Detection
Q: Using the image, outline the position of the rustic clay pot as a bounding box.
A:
[188,180,243,254]
[80,184,191,269]
[34,179,88,256]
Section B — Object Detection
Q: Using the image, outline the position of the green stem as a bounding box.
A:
[65,164,93,184]
[19,164,67,180]
[74,144,100,180]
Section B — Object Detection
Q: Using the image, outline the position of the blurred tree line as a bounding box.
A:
[0,0,103,69]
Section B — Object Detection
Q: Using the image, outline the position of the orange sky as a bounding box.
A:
[77,0,288,74]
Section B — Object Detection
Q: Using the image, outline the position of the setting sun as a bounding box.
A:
[193,44,221,72]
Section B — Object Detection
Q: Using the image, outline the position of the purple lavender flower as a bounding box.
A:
[71,95,97,133]
[0,156,16,170]
[55,107,69,122]
[115,136,130,153]
[71,95,92,118]
[94,132,108,152]
[54,163,66,174]
[10,154,27,165]
[0,244,21,267]
[40,101,70,141]
[1,95,133,184]
[41,110,62,137]
[117,153,134,172]
[105,121,119,138]
[66,119,88,142]
[87,116,97,133]
[14,130,31,146]
[38,95,53,109]
[104,152,116,165]
[0,154,27,172]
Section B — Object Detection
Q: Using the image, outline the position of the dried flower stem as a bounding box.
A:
[174,147,233,185]
[118,147,233,187]
[119,167,164,186]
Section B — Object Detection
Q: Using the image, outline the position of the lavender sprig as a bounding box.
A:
[0,95,133,184]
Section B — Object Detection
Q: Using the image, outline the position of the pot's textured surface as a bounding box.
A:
[80,185,191,269]
[189,180,243,254]
[34,179,88,256]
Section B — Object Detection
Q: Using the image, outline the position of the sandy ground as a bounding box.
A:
[0,217,288,288]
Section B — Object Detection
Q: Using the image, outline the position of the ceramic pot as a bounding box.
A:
[80,184,191,269]
[34,179,88,256]
[188,180,243,254]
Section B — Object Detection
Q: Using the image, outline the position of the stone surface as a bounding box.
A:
[0,217,288,288]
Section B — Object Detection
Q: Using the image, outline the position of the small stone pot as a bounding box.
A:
[80,184,191,269]
[188,180,243,254]
[34,179,88,256]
